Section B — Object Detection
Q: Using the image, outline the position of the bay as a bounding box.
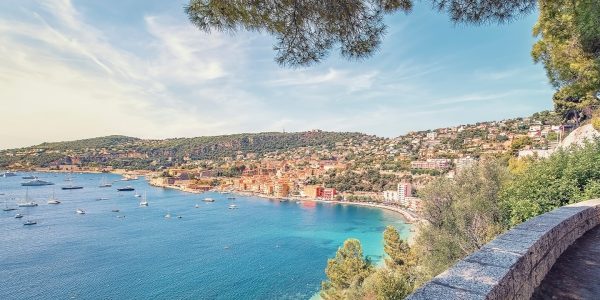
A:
[0,172,410,299]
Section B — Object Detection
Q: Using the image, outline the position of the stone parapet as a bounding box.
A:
[407,199,600,300]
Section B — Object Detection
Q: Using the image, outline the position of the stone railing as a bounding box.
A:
[407,199,600,300]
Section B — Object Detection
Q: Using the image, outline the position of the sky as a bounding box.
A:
[0,0,554,149]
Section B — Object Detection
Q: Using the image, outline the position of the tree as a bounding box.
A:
[186,0,537,67]
[501,139,600,226]
[361,268,413,300]
[532,0,600,120]
[321,238,374,300]
[383,225,411,270]
[415,160,507,277]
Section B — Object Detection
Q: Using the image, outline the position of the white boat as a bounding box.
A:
[96,197,109,201]
[23,220,36,226]
[2,171,17,177]
[18,190,38,207]
[228,204,238,209]
[195,204,199,208]
[76,208,86,214]
[139,192,148,206]
[99,176,112,188]
[134,193,141,198]
[21,179,54,186]
[3,200,16,211]
[47,192,60,204]
[15,213,24,219]
[203,198,215,202]
[164,212,171,218]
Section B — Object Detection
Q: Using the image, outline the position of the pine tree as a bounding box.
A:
[321,239,373,300]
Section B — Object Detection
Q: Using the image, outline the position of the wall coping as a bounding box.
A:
[407,198,600,300]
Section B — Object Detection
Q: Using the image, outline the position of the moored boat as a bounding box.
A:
[228,204,238,209]
[23,220,36,226]
[203,198,215,202]
[22,179,54,186]
[76,208,86,214]
[117,186,135,192]
[15,213,24,219]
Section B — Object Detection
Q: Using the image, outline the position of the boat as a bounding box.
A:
[14,213,24,219]
[177,215,182,219]
[18,190,38,207]
[47,192,61,205]
[139,192,148,206]
[61,185,83,190]
[111,209,120,212]
[134,193,141,198]
[195,204,199,208]
[21,179,54,186]
[76,208,86,214]
[227,197,236,200]
[120,175,139,181]
[117,186,135,192]
[203,198,215,202]
[21,175,36,180]
[2,171,17,177]
[23,220,36,226]
[96,197,109,201]
[228,204,238,209]
[3,200,16,211]
[164,212,171,218]
[99,176,112,188]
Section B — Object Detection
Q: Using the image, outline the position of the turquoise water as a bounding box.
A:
[0,173,410,299]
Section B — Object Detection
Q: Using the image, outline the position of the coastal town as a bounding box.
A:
[1,111,571,222]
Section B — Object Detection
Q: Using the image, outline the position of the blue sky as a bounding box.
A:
[0,0,554,149]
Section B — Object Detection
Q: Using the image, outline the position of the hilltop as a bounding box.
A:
[0,131,376,170]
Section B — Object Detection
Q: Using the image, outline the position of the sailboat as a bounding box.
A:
[47,191,60,204]
[3,199,17,211]
[139,191,148,207]
[99,176,112,188]
[62,170,83,190]
[17,189,38,207]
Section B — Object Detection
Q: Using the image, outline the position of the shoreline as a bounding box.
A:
[147,178,420,223]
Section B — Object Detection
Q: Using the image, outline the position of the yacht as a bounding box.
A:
[203,198,215,202]
[17,189,37,207]
[21,175,36,180]
[76,208,86,214]
[164,212,171,218]
[3,200,17,211]
[111,209,120,213]
[117,186,135,192]
[47,193,61,204]
[22,179,54,186]
[195,204,199,208]
[134,193,141,198]
[228,204,238,209]
[62,184,83,190]
[99,176,112,188]
[14,213,24,219]
[227,196,236,200]
[2,171,17,177]
[96,197,109,201]
[139,192,148,206]
[23,220,37,226]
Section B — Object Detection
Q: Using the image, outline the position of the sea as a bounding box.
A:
[0,172,411,299]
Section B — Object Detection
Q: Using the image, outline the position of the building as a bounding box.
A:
[455,156,477,172]
[397,183,412,206]
[303,185,324,198]
[383,190,399,202]
[410,159,451,170]
[426,131,437,140]
[322,188,337,200]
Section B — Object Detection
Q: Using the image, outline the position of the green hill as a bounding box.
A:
[0,131,373,170]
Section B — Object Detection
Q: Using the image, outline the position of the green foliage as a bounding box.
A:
[361,268,413,300]
[501,139,600,226]
[321,239,374,300]
[186,0,537,67]
[532,0,600,119]
[383,226,411,270]
[415,160,508,277]
[510,136,533,152]
[323,169,397,192]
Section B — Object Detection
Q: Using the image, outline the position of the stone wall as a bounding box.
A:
[406,199,600,300]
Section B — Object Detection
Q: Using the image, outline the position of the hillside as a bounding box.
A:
[0,131,375,170]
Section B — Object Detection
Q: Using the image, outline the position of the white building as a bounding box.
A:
[397,183,412,206]
[383,190,399,202]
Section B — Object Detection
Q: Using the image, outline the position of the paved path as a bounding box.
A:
[531,224,600,299]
